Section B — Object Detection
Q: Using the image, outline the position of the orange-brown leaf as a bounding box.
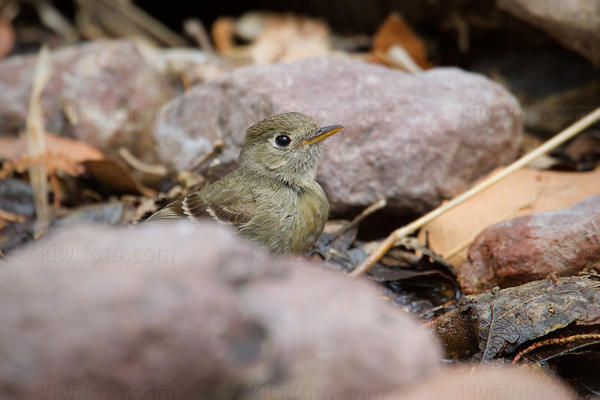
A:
[0,18,14,60]
[370,13,431,69]
[0,132,104,177]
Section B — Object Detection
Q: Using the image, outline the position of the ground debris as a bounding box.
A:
[420,168,600,269]
[435,275,600,360]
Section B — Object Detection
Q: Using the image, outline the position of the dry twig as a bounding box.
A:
[190,139,225,171]
[0,209,26,223]
[512,333,600,364]
[329,198,386,242]
[184,18,214,54]
[118,147,167,176]
[31,0,78,43]
[350,107,600,277]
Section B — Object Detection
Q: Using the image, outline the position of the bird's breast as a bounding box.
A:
[287,185,329,253]
[238,183,329,254]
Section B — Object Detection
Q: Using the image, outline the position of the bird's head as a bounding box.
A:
[238,112,343,187]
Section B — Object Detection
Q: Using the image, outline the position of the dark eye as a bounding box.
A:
[275,134,291,147]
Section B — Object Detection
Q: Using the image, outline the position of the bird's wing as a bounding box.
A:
[145,198,192,221]
[185,193,250,225]
[146,188,253,228]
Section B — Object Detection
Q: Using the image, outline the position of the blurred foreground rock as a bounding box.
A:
[0,40,174,160]
[460,194,600,294]
[154,58,521,215]
[0,222,440,399]
[399,365,575,400]
[498,0,600,66]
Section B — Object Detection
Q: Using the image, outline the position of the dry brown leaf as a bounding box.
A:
[250,14,330,64]
[1,154,81,178]
[0,18,14,60]
[0,132,104,163]
[370,13,431,70]
[419,167,600,267]
[83,159,156,197]
[212,17,235,54]
[0,132,104,177]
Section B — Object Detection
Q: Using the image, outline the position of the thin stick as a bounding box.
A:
[34,0,79,43]
[118,147,167,176]
[26,46,52,238]
[190,139,225,171]
[0,209,26,223]
[184,18,215,54]
[350,107,600,277]
[512,333,600,364]
[329,199,386,242]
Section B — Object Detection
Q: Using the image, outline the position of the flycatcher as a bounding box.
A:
[147,112,343,254]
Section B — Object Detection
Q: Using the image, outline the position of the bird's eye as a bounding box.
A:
[275,134,291,147]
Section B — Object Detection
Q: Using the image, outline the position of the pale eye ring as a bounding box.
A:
[275,134,291,147]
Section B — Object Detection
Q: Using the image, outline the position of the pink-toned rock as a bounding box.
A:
[153,58,522,215]
[398,365,575,400]
[498,0,600,66]
[0,221,440,399]
[460,194,600,294]
[0,40,174,160]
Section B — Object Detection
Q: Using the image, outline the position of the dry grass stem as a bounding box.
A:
[76,0,186,47]
[26,45,52,237]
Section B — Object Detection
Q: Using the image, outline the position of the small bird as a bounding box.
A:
[147,112,343,255]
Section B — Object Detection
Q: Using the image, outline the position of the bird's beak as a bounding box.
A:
[301,125,344,146]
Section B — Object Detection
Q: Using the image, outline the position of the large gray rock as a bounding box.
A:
[0,221,440,399]
[498,0,600,66]
[154,58,522,215]
[0,40,174,161]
